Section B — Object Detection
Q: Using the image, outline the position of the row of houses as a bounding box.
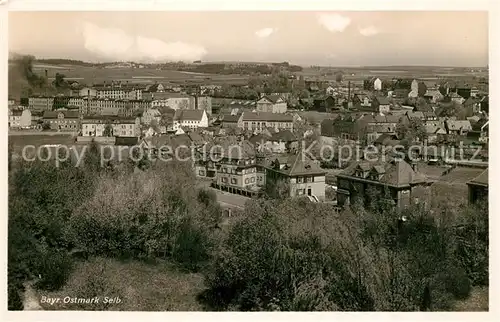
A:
[320,110,488,145]
[141,133,327,201]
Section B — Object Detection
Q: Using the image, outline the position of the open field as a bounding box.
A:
[9,134,76,153]
[37,257,205,311]
[439,167,484,185]
[298,66,488,89]
[31,63,249,86]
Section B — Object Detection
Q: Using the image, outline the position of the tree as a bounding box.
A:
[103,123,113,137]
[335,71,344,83]
[53,73,68,88]
[41,122,51,131]
[396,118,427,145]
[417,82,428,97]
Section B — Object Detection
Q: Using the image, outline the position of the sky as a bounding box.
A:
[8,11,489,66]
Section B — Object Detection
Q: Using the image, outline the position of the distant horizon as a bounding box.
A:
[11,53,489,70]
[9,11,488,67]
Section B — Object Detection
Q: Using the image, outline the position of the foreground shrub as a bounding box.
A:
[35,250,73,291]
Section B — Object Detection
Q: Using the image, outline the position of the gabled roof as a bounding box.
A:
[446,120,472,131]
[259,95,284,104]
[174,109,205,121]
[188,132,206,145]
[220,114,241,123]
[468,168,488,187]
[374,96,391,105]
[268,151,326,176]
[339,159,429,187]
[43,110,79,119]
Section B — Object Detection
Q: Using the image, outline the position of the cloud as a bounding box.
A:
[255,27,276,38]
[82,22,207,62]
[317,13,351,32]
[359,26,380,37]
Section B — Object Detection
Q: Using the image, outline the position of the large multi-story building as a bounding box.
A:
[173,109,209,131]
[261,152,327,201]
[9,109,32,128]
[256,95,287,113]
[150,93,195,110]
[81,98,149,117]
[239,112,294,133]
[42,110,80,131]
[28,96,54,111]
[81,115,141,137]
[209,140,259,194]
[336,159,432,210]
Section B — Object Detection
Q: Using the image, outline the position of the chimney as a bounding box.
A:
[348,81,351,101]
[195,95,199,110]
[45,69,48,78]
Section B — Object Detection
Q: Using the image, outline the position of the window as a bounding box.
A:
[251,177,255,183]
[306,177,312,183]
[297,177,304,183]
[296,189,304,195]
[231,178,237,185]
[245,178,249,184]
[222,177,228,183]
[199,170,205,176]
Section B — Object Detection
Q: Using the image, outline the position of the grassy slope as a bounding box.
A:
[38,257,205,311]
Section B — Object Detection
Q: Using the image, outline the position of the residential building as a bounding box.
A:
[448,92,465,105]
[28,96,54,111]
[424,124,447,143]
[42,110,79,131]
[209,140,259,193]
[361,114,400,144]
[312,95,336,112]
[239,112,294,133]
[336,159,432,210]
[263,152,327,201]
[371,96,391,114]
[79,87,97,97]
[373,78,382,91]
[141,108,162,125]
[423,90,444,103]
[8,98,15,107]
[81,115,141,137]
[256,95,287,113]
[445,120,472,136]
[463,97,481,113]
[150,93,195,110]
[320,114,366,141]
[196,96,213,115]
[9,109,32,128]
[467,169,488,205]
[352,94,371,107]
[173,109,209,131]
[218,113,243,128]
[250,130,298,154]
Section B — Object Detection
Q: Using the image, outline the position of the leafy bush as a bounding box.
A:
[35,250,74,291]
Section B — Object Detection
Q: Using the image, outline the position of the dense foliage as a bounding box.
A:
[8,144,221,310]
[8,142,488,311]
[202,194,488,311]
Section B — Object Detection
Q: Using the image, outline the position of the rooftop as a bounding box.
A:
[339,159,429,188]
